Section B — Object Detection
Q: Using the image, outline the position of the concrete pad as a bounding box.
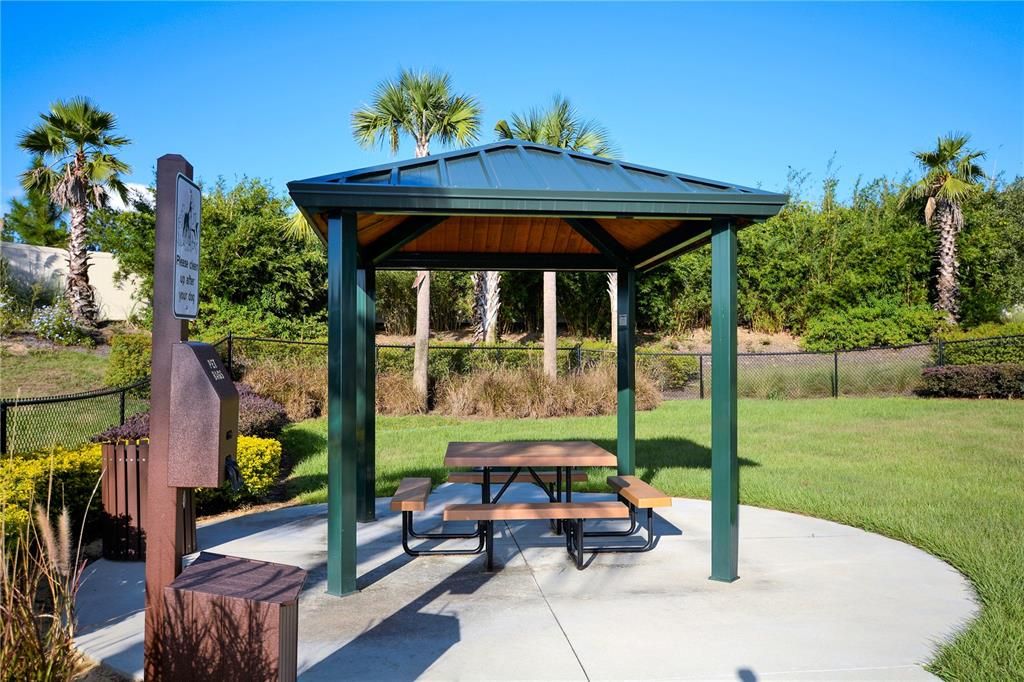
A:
[76,484,977,680]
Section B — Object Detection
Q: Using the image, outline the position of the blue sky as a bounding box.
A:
[2,2,1022,206]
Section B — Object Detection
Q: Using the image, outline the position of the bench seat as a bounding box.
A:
[443,501,629,522]
[390,477,432,512]
[607,475,672,508]
[447,470,588,485]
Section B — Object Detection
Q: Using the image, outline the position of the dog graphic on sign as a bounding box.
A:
[179,194,198,254]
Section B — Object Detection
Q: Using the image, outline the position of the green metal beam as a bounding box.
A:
[366,215,447,264]
[616,268,636,475]
[355,268,376,522]
[326,212,359,595]
[378,252,615,272]
[563,218,631,269]
[710,220,739,582]
[633,222,713,271]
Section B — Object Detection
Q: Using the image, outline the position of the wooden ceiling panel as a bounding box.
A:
[356,213,701,258]
[399,216,599,255]
[357,213,406,247]
[597,218,683,251]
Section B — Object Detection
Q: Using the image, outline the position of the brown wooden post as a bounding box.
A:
[145,154,192,675]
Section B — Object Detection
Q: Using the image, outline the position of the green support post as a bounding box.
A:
[326,212,359,595]
[355,268,376,522]
[616,268,636,475]
[710,220,739,582]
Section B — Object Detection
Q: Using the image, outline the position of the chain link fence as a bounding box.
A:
[0,379,150,455]
[215,332,1024,401]
[3,333,1019,454]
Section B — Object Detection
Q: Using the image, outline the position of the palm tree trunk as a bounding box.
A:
[607,272,618,346]
[412,144,430,409]
[543,271,557,378]
[413,270,430,406]
[66,203,98,326]
[471,271,501,343]
[933,198,962,323]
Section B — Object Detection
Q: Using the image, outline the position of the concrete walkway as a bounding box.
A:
[76,485,977,680]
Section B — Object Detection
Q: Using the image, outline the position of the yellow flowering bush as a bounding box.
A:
[1,444,103,540]
[196,435,281,507]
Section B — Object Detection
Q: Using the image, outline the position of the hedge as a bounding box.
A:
[196,435,282,507]
[105,333,152,388]
[1,443,103,540]
[802,303,944,352]
[916,363,1024,399]
[937,322,1024,365]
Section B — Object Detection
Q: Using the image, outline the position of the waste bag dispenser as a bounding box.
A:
[168,342,239,488]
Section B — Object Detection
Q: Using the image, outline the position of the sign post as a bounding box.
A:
[145,154,200,675]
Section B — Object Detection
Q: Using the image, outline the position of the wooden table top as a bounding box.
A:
[443,441,616,468]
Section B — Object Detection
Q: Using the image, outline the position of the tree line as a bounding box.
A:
[4,77,1023,392]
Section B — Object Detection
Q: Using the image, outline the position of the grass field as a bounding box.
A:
[0,346,109,398]
[280,398,1024,680]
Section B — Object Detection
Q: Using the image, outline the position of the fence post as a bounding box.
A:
[0,402,7,455]
[937,340,945,366]
[226,331,234,380]
[119,389,127,424]
[833,351,839,398]
[574,344,583,374]
[699,355,705,399]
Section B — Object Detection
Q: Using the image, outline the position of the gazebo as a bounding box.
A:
[288,141,787,596]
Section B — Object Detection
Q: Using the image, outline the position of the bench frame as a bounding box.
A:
[400,512,485,557]
[581,475,667,548]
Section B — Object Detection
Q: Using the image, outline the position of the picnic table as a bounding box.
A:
[443,440,617,505]
[394,440,666,570]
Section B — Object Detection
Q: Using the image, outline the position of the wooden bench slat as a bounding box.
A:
[443,501,629,522]
[447,471,588,485]
[607,475,672,508]
[390,477,432,512]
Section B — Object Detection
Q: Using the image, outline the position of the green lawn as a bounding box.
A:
[0,346,109,398]
[280,398,1024,680]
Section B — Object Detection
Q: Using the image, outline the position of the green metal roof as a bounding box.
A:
[288,141,787,272]
[288,141,787,220]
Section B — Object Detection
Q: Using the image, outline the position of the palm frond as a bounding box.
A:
[352,77,409,154]
[494,119,514,140]
[282,210,321,245]
[496,94,617,157]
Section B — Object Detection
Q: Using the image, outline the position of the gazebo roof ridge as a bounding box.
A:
[292,140,777,198]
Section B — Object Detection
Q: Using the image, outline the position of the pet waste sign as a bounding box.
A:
[173,174,201,319]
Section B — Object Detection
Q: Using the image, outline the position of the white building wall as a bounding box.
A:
[0,241,142,321]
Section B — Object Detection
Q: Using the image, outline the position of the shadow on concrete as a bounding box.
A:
[302,562,494,680]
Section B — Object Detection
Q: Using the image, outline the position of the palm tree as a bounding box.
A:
[900,133,986,322]
[496,96,616,375]
[18,97,131,326]
[353,69,482,404]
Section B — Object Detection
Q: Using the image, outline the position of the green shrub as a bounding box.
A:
[464,344,541,373]
[0,443,103,540]
[802,302,943,351]
[0,287,26,336]
[916,364,1024,399]
[938,321,1024,365]
[105,333,152,387]
[196,435,281,509]
[193,298,327,343]
[377,346,414,375]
